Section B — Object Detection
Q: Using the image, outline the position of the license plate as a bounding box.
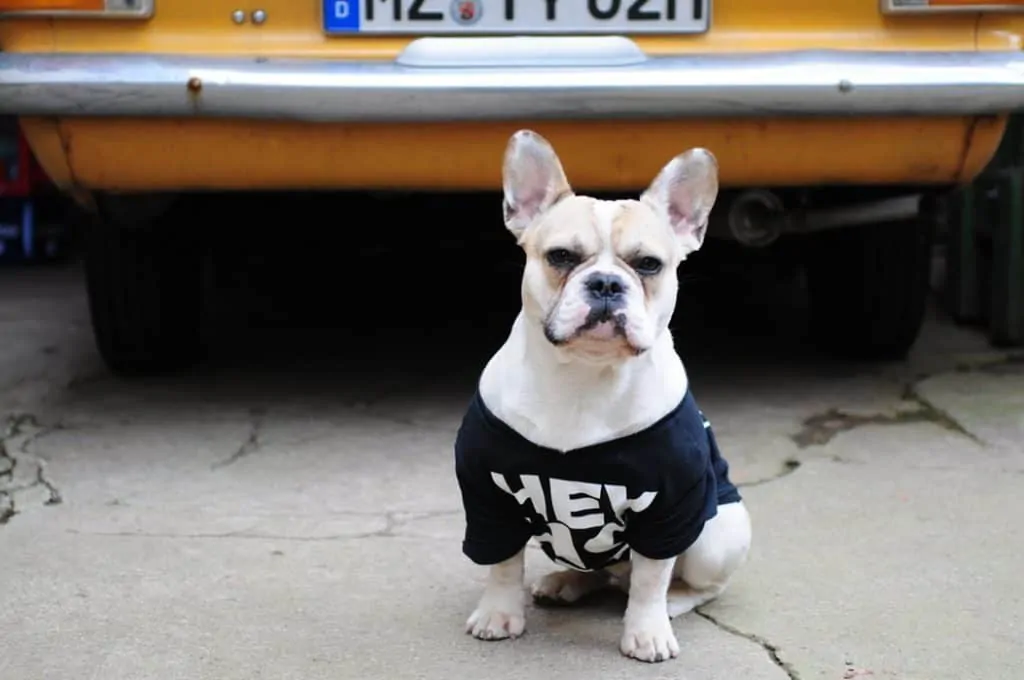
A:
[322,0,710,35]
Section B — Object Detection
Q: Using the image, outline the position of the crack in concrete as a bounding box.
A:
[791,379,983,449]
[725,352,1021,493]
[738,458,802,489]
[695,608,800,680]
[69,530,384,542]
[359,412,453,434]
[736,352,1022,489]
[954,351,1024,376]
[211,409,265,470]
[900,382,983,444]
[719,355,1015,679]
[0,413,64,527]
[0,440,16,525]
[66,509,463,542]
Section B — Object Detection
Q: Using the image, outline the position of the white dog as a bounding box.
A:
[454,130,752,663]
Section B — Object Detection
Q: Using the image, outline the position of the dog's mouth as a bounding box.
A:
[543,307,644,356]
[582,319,621,341]
[578,305,628,338]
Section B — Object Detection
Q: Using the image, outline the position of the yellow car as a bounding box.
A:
[2,0,1024,373]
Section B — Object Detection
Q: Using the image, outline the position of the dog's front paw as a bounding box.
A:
[620,611,679,663]
[466,589,525,641]
[466,606,525,640]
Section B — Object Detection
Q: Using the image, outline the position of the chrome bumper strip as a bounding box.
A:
[2,47,1024,122]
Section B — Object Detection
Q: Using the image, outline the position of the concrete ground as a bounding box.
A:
[1,200,1022,680]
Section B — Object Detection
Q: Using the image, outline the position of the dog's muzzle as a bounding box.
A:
[576,271,630,339]
[584,272,627,322]
[543,271,635,347]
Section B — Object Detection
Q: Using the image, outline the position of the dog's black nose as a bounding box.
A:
[585,273,626,301]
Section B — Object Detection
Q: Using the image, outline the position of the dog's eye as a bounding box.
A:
[546,248,581,269]
[632,256,663,276]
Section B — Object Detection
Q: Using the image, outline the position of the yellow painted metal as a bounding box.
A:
[19,116,1008,192]
[0,0,1005,55]
[3,0,1022,192]
[978,12,1024,45]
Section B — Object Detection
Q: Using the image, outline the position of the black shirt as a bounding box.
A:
[454,389,742,572]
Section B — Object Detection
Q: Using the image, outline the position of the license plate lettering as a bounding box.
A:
[323,0,710,35]
[333,0,352,19]
[365,0,447,21]
[626,0,660,21]
[585,0,690,21]
[587,0,620,21]
[365,0,399,21]
[410,0,443,21]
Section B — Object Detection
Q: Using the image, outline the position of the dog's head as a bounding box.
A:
[502,129,718,365]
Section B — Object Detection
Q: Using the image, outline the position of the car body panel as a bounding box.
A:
[19,115,1007,191]
[2,0,1024,192]
[0,0,1012,56]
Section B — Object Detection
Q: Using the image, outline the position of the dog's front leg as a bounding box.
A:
[620,552,679,663]
[466,548,526,640]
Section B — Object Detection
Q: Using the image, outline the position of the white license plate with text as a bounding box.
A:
[322,0,710,35]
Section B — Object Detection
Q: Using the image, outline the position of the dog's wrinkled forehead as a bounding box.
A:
[523,196,676,261]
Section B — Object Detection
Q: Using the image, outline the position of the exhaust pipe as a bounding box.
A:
[799,194,922,232]
[727,190,786,247]
[725,191,924,247]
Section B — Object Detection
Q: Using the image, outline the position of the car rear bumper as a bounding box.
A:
[2,43,1024,122]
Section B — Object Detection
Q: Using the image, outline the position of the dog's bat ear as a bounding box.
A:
[502,130,573,241]
[641,148,719,256]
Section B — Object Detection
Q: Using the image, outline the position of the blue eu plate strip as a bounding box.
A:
[323,0,361,32]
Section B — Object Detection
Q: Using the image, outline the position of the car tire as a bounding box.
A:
[803,216,935,361]
[83,200,205,376]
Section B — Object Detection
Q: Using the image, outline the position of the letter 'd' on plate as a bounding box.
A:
[322,0,711,35]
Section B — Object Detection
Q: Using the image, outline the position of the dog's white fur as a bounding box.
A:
[466,130,752,663]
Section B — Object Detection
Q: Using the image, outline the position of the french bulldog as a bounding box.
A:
[454,130,752,663]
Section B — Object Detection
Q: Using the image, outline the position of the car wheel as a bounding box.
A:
[83,197,205,376]
[803,216,935,361]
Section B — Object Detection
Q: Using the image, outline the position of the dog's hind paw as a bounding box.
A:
[531,569,610,606]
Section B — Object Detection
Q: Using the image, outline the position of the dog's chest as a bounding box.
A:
[466,399,713,572]
[456,385,741,573]
[493,404,650,454]
[489,447,662,572]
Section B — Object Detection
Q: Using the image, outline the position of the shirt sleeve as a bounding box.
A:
[454,427,534,566]
[623,444,714,561]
